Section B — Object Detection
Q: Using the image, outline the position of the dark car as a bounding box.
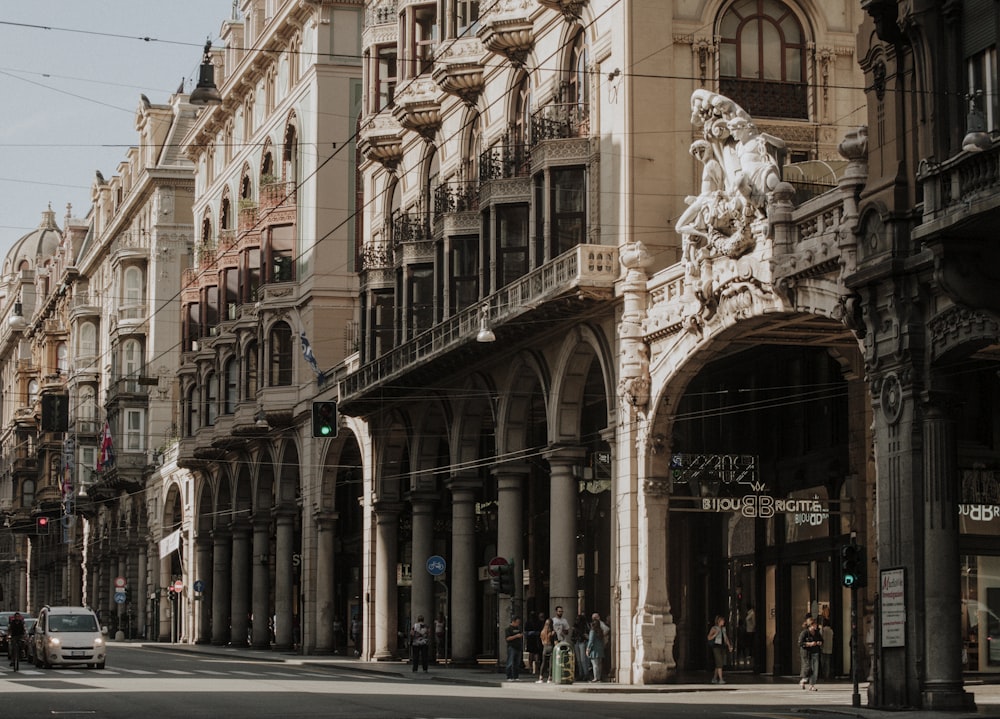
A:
[0,611,34,654]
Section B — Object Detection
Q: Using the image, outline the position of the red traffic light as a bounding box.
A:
[35,516,50,534]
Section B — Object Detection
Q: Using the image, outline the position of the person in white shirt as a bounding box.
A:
[410,615,430,672]
[551,606,571,644]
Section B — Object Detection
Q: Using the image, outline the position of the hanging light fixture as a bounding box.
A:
[962,91,991,153]
[190,39,223,106]
[476,303,496,343]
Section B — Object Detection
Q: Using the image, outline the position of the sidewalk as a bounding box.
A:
[131,640,997,718]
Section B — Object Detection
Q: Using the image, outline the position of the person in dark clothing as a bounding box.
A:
[525,611,544,675]
[7,612,25,668]
[505,616,524,680]
[410,614,430,672]
[799,619,823,690]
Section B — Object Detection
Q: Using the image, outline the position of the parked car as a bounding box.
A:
[32,606,107,669]
[0,611,33,655]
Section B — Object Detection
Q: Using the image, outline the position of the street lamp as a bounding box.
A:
[190,40,223,106]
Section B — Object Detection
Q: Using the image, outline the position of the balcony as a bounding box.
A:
[339,244,618,412]
[361,240,394,273]
[70,292,101,321]
[105,377,150,405]
[260,180,297,211]
[431,37,486,106]
[433,180,480,241]
[479,138,531,206]
[360,115,405,171]
[476,0,534,67]
[392,79,442,140]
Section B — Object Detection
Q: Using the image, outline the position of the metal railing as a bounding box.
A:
[530,102,589,145]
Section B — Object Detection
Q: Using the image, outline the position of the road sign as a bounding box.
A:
[114,576,126,589]
[426,555,446,576]
[114,591,127,604]
[172,580,183,592]
[193,579,205,592]
[487,556,508,578]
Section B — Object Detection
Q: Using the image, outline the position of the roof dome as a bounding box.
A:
[4,205,61,275]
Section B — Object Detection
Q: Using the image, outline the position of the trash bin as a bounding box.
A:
[552,641,575,684]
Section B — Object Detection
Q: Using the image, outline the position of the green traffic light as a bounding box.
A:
[320,425,332,436]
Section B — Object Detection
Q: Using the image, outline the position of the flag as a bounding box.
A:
[300,331,325,385]
[96,421,115,472]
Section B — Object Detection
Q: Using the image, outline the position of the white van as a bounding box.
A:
[33,605,107,669]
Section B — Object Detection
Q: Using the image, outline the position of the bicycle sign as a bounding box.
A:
[426,555,446,576]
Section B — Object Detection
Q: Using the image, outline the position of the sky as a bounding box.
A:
[0,1,236,257]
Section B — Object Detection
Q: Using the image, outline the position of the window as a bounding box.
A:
[267,225,295,283]
[202,285,220,333]
[123,266,143,305]
[78,322,97,360]
[375,44,398,111]
[450,236,479,313]
[551,168,587,256]
[122,339,142,392]
[241,247,261,303]
[56,342,69,375]
[269,323,294,387]
[27,379,38,406]
[372,291,396,358]
[79,447,96,487]
[968,47,999,133]
[185,302,201,351]
[124,408,144,451]
[719,0,807,119]
[221,195,232,230]
[223,267,239,320]
[78,386,98,434]
[21,479,35,507]
[243,340,258,400]
[185,385,198,436]
[455,0,479,36]
[567,30,589,124]
[496,205,530,287]
[224,358,238,414]
[411,4,438,77]
[204,372,218,426]
[407,264,434,338]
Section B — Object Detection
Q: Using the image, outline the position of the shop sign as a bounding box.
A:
[880,568,906,648]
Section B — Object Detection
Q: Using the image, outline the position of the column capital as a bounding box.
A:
[446,473,481,494]
[409,491,438,509]
[543,444,588,467]
[313,509,339,528]
[490,462,531,479]
[374,500,404,516]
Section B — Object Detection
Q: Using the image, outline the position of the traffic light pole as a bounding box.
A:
[851,587,860,707]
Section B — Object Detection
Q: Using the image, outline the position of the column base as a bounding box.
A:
[631,607,676,684]
[922,684,975,711]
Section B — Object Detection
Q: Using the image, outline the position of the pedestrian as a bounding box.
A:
[707,614,733,684]
[410,614,430,672]
[7,611,25,668]
[820,617,834,679]
[536,618,554,682]
[586,616,605,682]
[434,612,447,660]
[525,611,543,675]
[799,618,823,690]
[551,605,570,644]
[351,614,362,656]
[573,614,589,680]
[505,616,524,680]
[798,612,812,686]
[332,616,344,654]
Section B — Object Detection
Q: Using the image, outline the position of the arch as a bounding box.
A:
[549,324,615,444]
[261,138,275,179]
[496,351,550,456]
[451,373,498,471]
[195,476,215,535]
[276,440,301,505]
[410,396,452,492]
[376,412,411,502]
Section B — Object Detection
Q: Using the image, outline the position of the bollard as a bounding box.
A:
[552,641,575,684]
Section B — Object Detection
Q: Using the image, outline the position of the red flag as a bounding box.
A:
[97,421,115,471]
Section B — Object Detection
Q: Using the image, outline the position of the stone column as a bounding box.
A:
[211,529,232,645]
[494,464,527,626]
[545,447,587,614]
[251,517,271,648]
[373,502,401,660]
[314,510,338,653]
[136,545,147,640]
[158,554,171,642]
[410,493,436,631]
[229,519,251,646]
[921,399,973,710]
[273,508,296,651]
[447,476,478,662]
[632,476,676,684]
[195,535,213,643]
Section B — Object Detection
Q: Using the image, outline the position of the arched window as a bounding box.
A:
[27,379,38,406]
[566,29,589,127]
[513,73,532,147]
[79,322,97,360]
[221,194,232,231]
[269,322,293,387]
[283,122,299,186]
[122,338,142,392]
[204,371,218,426]
[224,357,238,414]
[719,0,807,119]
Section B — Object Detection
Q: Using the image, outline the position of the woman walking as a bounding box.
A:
[586,617,606,682]
[536,618,554,682]
[707,615,733,684]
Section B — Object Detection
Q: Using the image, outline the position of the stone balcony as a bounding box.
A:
[431,37,486,106]
[476,0,535,67]
[339,243,618,411]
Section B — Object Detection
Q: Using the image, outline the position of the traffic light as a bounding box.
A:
[312,401,338,438]
[841,542,866,588]
[35,516,50,535]
[41,393,69,432]
[498,562,515,595]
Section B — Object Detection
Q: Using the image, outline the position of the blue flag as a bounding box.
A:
[300,331,325,384]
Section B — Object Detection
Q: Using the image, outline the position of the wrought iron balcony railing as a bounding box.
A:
[433,180,480,218]
[530,102,589,145]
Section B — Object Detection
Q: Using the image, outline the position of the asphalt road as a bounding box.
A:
[1,645,996,719]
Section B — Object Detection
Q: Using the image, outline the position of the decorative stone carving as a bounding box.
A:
[477,0,535,67]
